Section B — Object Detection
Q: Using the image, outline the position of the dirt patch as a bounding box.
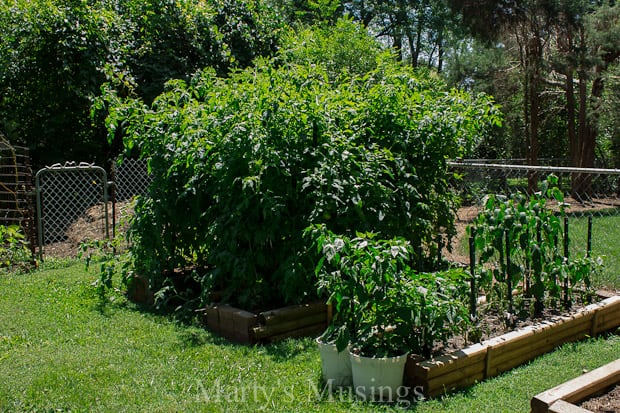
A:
[435,294,596,357]
[580,383,620,412]
[43,200,134,258]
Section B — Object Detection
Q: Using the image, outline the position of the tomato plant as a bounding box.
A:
[106,43,500,310]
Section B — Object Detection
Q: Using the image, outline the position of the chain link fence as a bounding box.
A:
[448,161,620,290]
[35,163,111,257]
[31,159,152,258]
[112,158,152,202]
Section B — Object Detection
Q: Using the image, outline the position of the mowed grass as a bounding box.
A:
[569,214,620,290]
[1,263,620,412]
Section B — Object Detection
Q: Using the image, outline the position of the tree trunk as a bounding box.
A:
[437,30,444,73]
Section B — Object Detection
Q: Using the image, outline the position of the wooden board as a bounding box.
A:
[406,296,620,398]
[531,358,620,413]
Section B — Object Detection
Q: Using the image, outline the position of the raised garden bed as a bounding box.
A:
[203,301,328,344]
[531,357,620,413]
[405,296,620,398]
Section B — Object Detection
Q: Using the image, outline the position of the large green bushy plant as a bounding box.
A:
[107,39,500,309]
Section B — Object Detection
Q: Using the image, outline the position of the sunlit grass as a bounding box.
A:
[1,263,619,412]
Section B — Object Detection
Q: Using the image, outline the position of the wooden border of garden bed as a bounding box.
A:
[405,296,620,398]
[531,358,620,413]
[202,301,328,344]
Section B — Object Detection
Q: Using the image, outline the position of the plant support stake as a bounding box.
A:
[469,229,477,318]
[505,230,512,313]
[587,215,593,258]
[563,217,570,308]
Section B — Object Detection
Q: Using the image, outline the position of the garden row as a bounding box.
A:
[200,178,613,400]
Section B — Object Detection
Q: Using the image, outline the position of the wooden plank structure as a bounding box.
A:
[0,139,36,252]
[531,358,620,413]
[203,301,328,344]
[405,296,620,398]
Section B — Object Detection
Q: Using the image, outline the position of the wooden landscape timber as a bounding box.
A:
[406,296,620,398]
[203,294,620,398]
[203,301,327,344]
[531,358,620,413]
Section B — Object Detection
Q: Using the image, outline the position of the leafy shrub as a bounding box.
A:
[277,17,392,82]
[0,225,32,273]
[107,41,499,310]
[0,0,283,167]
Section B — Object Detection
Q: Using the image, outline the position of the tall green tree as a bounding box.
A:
[447,0,620,193]
[345,0,459,70]
[0,0,284,168]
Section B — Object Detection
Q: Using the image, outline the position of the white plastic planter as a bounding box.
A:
[316,338,352,387]
[349,350,409,401]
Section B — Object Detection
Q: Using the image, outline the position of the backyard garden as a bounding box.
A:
[3,54,620,413]
[2,1,620,411]
[1,220,620,411]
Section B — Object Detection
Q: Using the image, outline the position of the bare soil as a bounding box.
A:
[43,200,134,258]
[580,383,620,413]
[435,295,595,357]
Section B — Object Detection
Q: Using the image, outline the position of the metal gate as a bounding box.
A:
[35,163,112,258]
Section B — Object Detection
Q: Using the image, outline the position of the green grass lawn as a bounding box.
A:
[1,263,620,412]
[569,214,620,290]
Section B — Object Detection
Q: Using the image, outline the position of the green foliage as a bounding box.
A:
[0,0,284,167]
[310,224,470,358]
[277,17,393,82]
[105,46,499,310]
[470,175,600,318]
[78,237,130,301]
[273,0,344,25]
[0,225,32,273]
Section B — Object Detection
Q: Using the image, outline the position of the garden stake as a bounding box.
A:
[505,230,512,313]
[469,230,477,318]
[563,217,570,308]
[534,221,544,315]
[525,227,530,296]
[587,215,593,258]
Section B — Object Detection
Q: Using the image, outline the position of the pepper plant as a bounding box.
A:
[310,224,470,358]
[470,175,599,318]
